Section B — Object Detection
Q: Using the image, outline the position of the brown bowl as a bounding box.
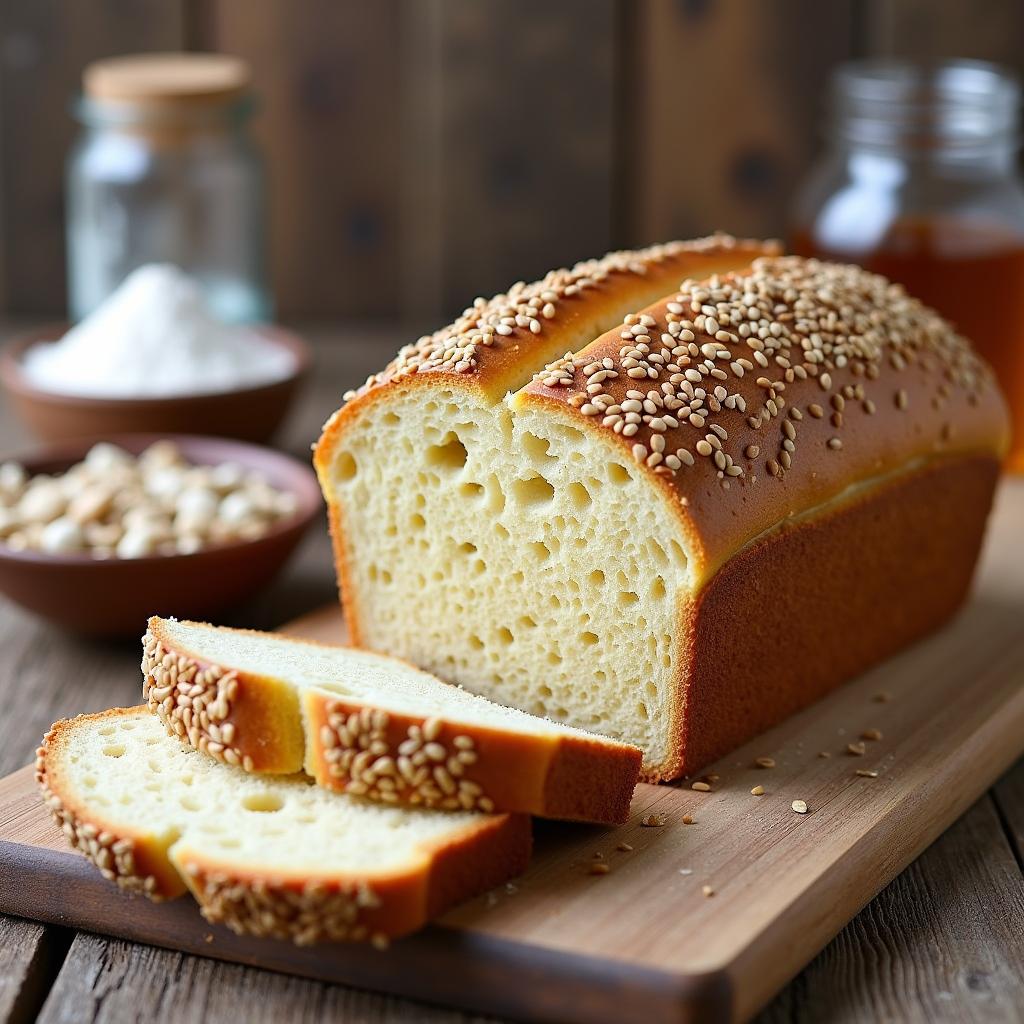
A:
[0,324,311,445]
[0,434,322,635]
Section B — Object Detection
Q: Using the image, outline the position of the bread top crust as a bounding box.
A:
[517,255,1010,581]
[327,234,778,404]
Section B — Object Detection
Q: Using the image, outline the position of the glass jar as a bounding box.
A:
[67,53,271,324]
[791,59,1024,472]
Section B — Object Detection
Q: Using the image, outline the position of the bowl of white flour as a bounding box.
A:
[1,265,310,444]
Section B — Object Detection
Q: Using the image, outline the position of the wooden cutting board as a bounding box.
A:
[2,482,1023,1024]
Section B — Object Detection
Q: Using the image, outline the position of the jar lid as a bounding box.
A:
[83,53,250,107]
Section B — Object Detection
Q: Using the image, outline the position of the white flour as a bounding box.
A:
[22,265,295,398]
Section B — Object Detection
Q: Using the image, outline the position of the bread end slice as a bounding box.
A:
[37,707,531,945]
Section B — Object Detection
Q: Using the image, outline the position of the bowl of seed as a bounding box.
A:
[0,435,322,634]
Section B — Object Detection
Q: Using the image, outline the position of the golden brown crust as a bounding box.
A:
[651,453,1001,781]
[333,235,780,404]
[146,618,641,824]
[519,256,1010,584]
[304,691,639,824]
[143,623,305,775]
[313,236,779,483]
[37,706,533,945]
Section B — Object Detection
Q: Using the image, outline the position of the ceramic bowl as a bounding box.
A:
[0,325,312,445]
[0,434,322,635]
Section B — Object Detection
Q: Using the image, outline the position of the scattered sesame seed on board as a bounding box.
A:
[847,741,867,756]
[751,785,765,796]
[616,842,633,852]
[755,756,776,769]
[818,751,831,758]
[682,814,695,825]
[855,769,880,778]
[792,800,809,814]
[702,885,715,898]
[679,868,693,876]
[861,728,884,741]
[588,863,611,876]
[691,781,711,792]
[640,812,667,827]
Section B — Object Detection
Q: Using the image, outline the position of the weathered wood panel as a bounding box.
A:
[0,916,68,1024]
[865,0,1024,67]
[35,932,497,1024]
[756,793,1024,1023]
[993,759,1024,865]
[621,0,856,246]
[199,0,403,318]
[0,1,185,313]
[403,0,617,323]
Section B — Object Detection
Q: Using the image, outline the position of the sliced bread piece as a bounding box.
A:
[142,617,641,825]
[36,706,531,946]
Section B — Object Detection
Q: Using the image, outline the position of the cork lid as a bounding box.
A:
[84,53,250,107]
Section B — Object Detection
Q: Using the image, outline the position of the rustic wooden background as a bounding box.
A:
[1,0,1024,324]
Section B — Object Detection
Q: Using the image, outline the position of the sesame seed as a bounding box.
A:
[847,741,867,756]
[702,885,715,898]
[791,800,808,814]
[691,781,711,792]
[896,388,909,410]
[750,785,765,796]
[617,842,634,852]
[861,728,883,741]
[827,437,843,450]
[754,756,775,769]
[855,769,879,778]
[588,862,611,875]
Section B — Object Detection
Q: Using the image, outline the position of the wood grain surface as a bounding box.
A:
[2,481,1023,1023]
[0,326,1021,1024]
[7,1,1024,318]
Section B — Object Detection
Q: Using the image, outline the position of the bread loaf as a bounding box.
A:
[142,616,640,823]
[36,706,530,945]
[314,240,1009,780]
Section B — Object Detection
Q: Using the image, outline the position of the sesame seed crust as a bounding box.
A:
[142,632,252,773]
[179,859,385,947]
[313,701,496,814]
[324,235,778,417]
[522,255,1009,582]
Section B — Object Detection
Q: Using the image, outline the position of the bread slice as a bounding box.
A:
[314,248,1008,781]
[142,617,641,824]
[36,706,531,946]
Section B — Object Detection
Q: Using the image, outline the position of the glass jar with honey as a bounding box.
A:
[792,59,1024,471]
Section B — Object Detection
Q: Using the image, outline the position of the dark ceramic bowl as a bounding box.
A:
[0,434,322,635]
[0,324,312,445]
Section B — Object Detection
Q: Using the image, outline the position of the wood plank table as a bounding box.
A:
[0,324,1021,1024]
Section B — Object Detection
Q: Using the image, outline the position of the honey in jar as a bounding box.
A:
[792,60,1024,471]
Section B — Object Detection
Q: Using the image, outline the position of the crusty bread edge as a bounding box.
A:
[144,617,641,824]
[37,706,533,945]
